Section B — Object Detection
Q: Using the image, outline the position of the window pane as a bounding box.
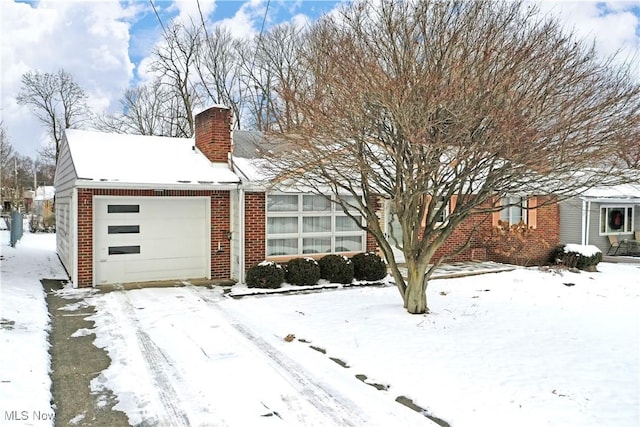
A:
[303,237,331,254]
[303,216,331,233]
[267,195,298,212]
[108,204,139,213]
[267,238,298,256]
[303,195,331,211]
[335,236,362,252]
[336,215,361,232]
[500,197,526,225]
[267,217,298,234]
[626,207,633,233]
[108,225,140,234]
[108,245,140,255]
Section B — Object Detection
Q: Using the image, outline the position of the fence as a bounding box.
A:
[9,211,24,247]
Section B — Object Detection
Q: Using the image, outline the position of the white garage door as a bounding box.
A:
[94,197,210,285]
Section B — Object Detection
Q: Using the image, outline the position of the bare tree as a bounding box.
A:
[93,80,188,137]
[0,122,16,204]
[262,0,640,314]
[17,69,87,162]
[146,20,203,137]
[239,23,309,131]
[195,26,245,129]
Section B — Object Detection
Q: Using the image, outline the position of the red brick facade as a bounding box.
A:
[244,192,266,270]
[430,195,559,265]
[75,188,231,287]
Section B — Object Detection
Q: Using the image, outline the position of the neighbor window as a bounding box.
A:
[600,206,633,235]
[500,197,527,225]
[266,194,366,257]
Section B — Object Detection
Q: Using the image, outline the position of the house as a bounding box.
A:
[559,183,640,254]
[55,106,560,288]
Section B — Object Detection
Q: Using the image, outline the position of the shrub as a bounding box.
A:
[246,261,285,288]
[351,252,387,281]
[318,254,354,284]
[286,258,321,286]
[551,244,602,271]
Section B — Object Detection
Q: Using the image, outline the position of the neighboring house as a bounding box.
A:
[559,183,640,254]
[33,185,55,217]
[55,106,560,288]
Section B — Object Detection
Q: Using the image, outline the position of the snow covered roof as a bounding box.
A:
[581,182,640,202]
[65,129,239,187]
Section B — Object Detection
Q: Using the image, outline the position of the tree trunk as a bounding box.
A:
[404,262,429,314]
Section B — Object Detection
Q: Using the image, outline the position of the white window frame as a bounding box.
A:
[599,205,634,235]
[266,193,366,257]
[500,196,528,226]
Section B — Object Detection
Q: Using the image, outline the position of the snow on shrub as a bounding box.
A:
[318,254,354,284]
[246,261,285,288]
[286,258,321,286]
[351,252,387,281]
[552,244,602,271]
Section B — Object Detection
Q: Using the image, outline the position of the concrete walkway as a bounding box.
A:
[399,261,517,280]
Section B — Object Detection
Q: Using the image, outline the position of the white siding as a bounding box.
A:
[559,197,583,245]
[54,135,77,281]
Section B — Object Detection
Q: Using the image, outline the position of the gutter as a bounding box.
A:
[73,179,239,192]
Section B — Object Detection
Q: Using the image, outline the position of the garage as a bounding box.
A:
[94,197,210,285]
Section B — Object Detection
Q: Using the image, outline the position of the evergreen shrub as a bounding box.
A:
[318,254,354,284]
[246,261,285,288]
[286,258,321,286]
[351,252,387,281]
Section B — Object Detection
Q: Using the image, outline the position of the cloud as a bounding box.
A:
[536,1,640,67]
[1,0,136,157]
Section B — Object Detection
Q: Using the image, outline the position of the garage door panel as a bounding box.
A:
[94,197,210,285]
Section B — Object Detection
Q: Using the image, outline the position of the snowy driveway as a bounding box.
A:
[85,286,433,426]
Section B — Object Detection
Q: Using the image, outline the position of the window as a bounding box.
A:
[107,204,139,214]
[108,225,140,234]
[500,197,527,225]
[108,245,140,255]
[266,194,366,257]
[600,206,634,235]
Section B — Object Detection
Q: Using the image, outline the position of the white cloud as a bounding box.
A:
[537,1,640,66]
[0,0,136,158]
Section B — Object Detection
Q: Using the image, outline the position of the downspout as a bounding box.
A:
[238,185,245,284]
[585,200,592,246]
[581,199,587,246]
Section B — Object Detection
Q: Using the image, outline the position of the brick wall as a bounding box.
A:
[244,192,266,269]
[75,188,231,287]
[429,195,560,265]
[195,106,232,163]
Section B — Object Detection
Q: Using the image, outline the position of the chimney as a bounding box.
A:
[194,106,232,163]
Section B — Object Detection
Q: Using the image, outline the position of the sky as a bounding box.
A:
[0,0,639,162]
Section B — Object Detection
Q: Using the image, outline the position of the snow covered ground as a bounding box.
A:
[1,231,639,426]
[0,229,66,426]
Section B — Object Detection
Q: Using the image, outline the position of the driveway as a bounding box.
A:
[47,283,434,426]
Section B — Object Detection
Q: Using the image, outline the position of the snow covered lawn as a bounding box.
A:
[2,231,638,426]
[86,262,639,426]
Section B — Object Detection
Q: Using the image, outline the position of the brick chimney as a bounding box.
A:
[194,106,232,163]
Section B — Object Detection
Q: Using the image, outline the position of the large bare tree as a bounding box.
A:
[16,69,87,163]
[195,26,245,129]
[239,23,309,131]
[262,0,640,314]
[146,20,203,137]
[93,80,188,137]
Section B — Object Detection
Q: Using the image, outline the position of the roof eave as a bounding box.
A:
[73,179,239,192]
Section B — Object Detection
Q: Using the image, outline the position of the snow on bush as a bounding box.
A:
[563,244,601,257]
